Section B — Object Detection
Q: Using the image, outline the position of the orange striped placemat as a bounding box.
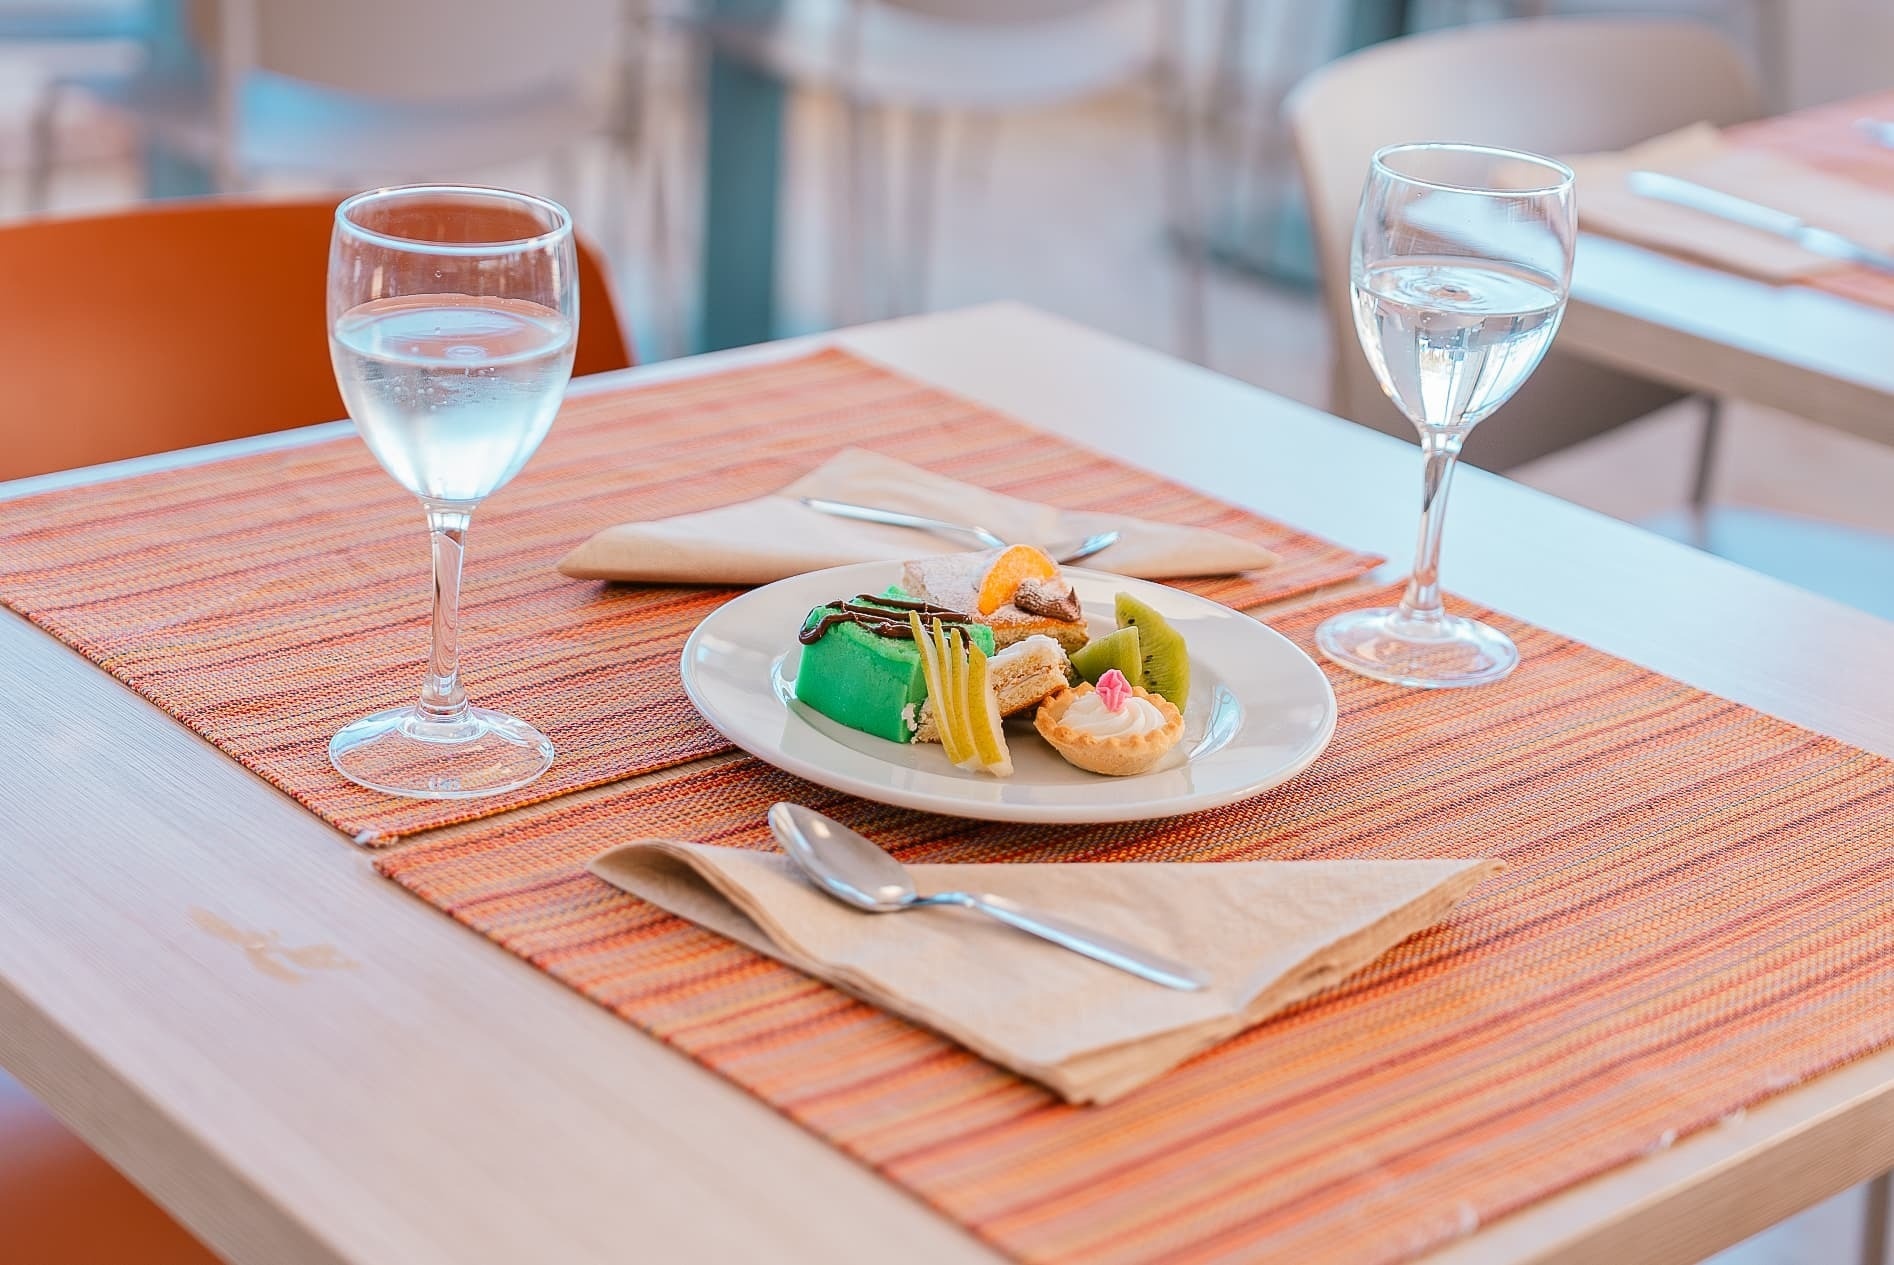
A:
[376,584,1894,1265]
[1731,89,1894,309]
[0,349,1378,842]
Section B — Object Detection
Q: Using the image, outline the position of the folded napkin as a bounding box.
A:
[1566,122,1894,282]
[590,840,1500,1104]
[557,448,1280,585]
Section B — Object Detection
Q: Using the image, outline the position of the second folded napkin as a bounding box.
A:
[590,840,1500,1104]
[1566,122,1894,282]
[557,448,1281,585]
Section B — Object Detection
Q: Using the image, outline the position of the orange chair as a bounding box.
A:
[0,1070,221,1263]
[0,195,633,482]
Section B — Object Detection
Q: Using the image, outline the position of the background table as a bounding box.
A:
[2,303,1893,1265]
[1564,235,1894,445]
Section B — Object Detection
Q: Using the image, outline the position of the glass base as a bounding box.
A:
[1315,606,1518,689]
[329,706,554,799]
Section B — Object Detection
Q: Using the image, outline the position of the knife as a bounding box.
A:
[1626,169,1894,274]
[1855,117,1894,151]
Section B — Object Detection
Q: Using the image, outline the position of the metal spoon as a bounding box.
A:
[767,803,1208,991]
[799,497,1120,565]
[1053,530,1119,565]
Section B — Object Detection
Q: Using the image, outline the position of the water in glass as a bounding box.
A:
[332,294,575,504]
[1352,257,1563,432]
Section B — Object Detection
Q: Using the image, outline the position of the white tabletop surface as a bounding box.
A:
[1565,234,1894,442]
[3,302,1892,1265]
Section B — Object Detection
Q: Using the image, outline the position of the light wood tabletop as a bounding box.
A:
[3,302,1893,1265]
[1565,234,1894,445]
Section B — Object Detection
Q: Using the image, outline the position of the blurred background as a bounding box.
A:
[0,3,1892,1256]
[10,1,1889,622]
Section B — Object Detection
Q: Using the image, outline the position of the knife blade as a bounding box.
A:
[1626,169,1894,275]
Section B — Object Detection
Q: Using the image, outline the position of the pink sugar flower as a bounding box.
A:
[1095,668,1132,713]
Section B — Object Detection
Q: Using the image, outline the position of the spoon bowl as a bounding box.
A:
[767,803,1209,990]
[768,802,914,911]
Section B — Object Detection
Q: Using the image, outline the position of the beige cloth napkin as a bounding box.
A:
[557,448,1280,585]
[590,840,1500,1104]
[1567,122,1894,282]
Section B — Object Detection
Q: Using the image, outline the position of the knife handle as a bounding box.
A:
[1626,170,1804,238]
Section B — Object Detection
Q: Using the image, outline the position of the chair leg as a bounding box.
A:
[1153,13,1210,366]
[1866,1171,1891,1265]
[1203,0,1246,237]
[834,96,890,325]
[901,108,942,316]
[859,104,895,320]
[24,80,63,215]
[834,95,870,327]
[646,133,688,360]
[954,112,1001,204]
[1688,394,1723,549]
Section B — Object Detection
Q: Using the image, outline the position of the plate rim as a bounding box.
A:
[679,564,1336,823]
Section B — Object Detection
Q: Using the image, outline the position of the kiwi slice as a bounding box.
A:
[1070,626,1142,687]
[1113,593,1190,712]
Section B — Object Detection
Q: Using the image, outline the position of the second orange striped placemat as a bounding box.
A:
[0,349,1378,842]
[376,584,1894,1265]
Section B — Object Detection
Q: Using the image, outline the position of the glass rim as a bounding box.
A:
[334,184,573,256]
[1370,142,1575,197]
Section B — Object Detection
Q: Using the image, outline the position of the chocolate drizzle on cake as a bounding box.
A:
[1012,577,1082,622]
[798,595,974,644]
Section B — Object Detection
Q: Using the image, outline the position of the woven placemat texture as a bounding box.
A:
[0,349,1377,842]
[375,584,1894,1265]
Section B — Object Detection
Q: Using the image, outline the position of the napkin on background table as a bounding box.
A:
[557,448,1281,585]
[1566,122,1894,282]
[590,840,1501,1104]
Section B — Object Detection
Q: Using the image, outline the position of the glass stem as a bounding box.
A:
[1397,431,1465,627]
[418,504,473,725]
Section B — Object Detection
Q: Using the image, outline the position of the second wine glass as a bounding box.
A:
[1316,142,1576,689]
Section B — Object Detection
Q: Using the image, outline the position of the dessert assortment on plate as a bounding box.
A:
[794,545,1192,778]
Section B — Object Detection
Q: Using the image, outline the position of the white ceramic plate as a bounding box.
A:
[680,563,1336,823]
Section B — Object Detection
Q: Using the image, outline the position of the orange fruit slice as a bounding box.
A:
[975,544,1058,615]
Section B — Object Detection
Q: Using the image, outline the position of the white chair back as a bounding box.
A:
[1287,16,1758,466]
[204,0,618,102]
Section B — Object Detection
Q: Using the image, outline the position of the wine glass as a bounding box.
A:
[326,186,578,798]
[1316,143,1576,689]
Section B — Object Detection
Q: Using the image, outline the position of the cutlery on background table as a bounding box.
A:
[1854,117,1894,150]
[799,496,1120,564]
[767,803,1209,991]
[1626,169,1894,274]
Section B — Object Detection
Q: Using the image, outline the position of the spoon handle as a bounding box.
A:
[799,498,1008,550]
[946,892,1209,991]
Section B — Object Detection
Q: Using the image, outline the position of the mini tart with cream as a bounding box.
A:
[1034,669,1184,777]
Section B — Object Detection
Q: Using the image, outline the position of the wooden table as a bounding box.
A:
[1564,234,1894,445]
[3,303,1892,1265]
